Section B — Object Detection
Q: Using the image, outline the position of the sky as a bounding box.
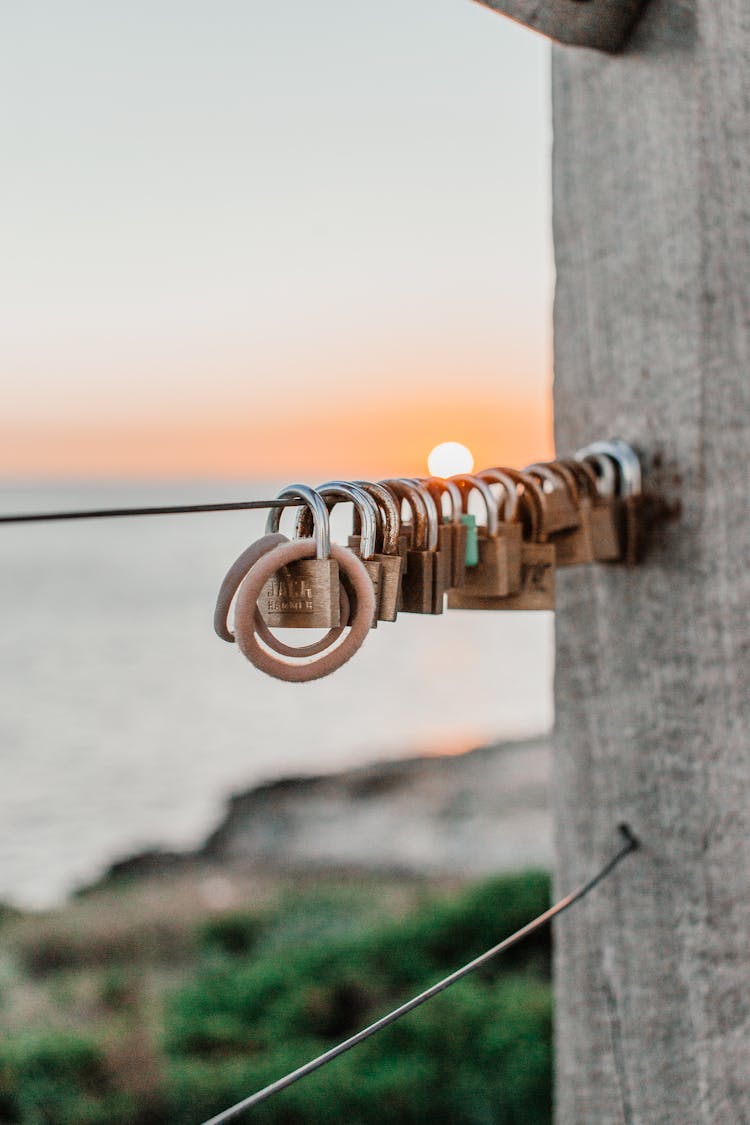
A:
[2,1,552,479]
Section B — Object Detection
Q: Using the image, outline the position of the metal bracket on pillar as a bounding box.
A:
[471,0,651,52]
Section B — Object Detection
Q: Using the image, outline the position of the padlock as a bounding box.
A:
[414,481,449,613]
[448,471,555,611]
[576,439,645,564]
[544,461,595,566]
[350,482,405,622]
[560,456,621,562]
[381,480,439,614]
[525,462,581,535]
[297,481,382,628]
[405,480,450,611]
[477,468,523,594]
[378,479,426,575]
[500,478,556,609]
[424,477,467,589]
[447,474,511,598]
[261,485,340,628]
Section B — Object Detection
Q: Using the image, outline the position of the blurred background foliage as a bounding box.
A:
[0,871,552,1124]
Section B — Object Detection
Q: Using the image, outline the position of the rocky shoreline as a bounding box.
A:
[91,736,552,892]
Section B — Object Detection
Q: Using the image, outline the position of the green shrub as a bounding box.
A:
[164,871,552,1123]
[166,979,551,1124]
[0,1032,133,1125]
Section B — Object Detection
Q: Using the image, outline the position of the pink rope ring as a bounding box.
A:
[233,539,375,682]
[213,533,351,658]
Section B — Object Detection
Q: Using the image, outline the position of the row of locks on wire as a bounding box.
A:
[214,438,643,682]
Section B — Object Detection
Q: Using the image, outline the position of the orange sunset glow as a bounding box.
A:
[0,389,552,480]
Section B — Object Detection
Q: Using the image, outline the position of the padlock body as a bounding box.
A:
[623,494,646,565]
[553,500,595,566]
[538,484,580,535]
[450,520,468,589]
[455,533,510,597]
[436,525,454,593]
[259,558,340,628]
[400,550,434,614]
[497,523,523,594]
[361,558,383,628]
[448,543,555,611]
[589,501,623,561]
[348,538,403,620]
[373,553,404,621]
[430,544,447,615]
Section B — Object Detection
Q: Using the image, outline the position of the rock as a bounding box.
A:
[200,737,552,878]
[85,737,552,894]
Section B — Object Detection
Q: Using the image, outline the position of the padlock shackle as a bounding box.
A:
[423,477,464,524]
[355,482,402,556]
[265,484,331,559]
[494,467,549,542]
[525,461,581,505]
[476,468,519,522]
[556,457,601,502]
[380,479,430,551]
[448,474,499,537]
[577,452,618,499]
[544,461,581,502]
[575,438,642,497]
[306,481,379,561]
[401,479,441,551]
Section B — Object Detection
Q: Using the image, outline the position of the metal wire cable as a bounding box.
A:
[201,824,639,1125]
[0,498,305,525]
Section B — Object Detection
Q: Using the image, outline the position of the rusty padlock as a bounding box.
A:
[405,479,451,611]
[576,438,644,564]
[261,485,340,628]
[476,467,523,594]
[498,471,556,610]
[525,461,581,536]
[559,456,621,562]
[351,481,405,622]
[447,474,511,599]
[381,479,440,614]
[424,476,467,590]
[542,461,595,566]
[297,481,382,628]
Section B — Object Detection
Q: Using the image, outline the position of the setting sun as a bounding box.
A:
[427,441,475,478]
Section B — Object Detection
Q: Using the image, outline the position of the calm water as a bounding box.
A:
[0,481,554,908]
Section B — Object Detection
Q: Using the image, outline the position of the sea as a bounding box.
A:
[0,480,554,909]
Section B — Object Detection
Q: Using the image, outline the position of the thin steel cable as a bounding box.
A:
[0,498,305,525]
[201,824,639,1125]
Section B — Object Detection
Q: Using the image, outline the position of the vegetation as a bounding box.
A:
[0,871,552,1124]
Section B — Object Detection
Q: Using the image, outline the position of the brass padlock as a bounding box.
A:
[351,481,405,622]
[544,461,595,566]
[496,472,556,610]
[525,462,581,536]
[381,480,439,614]
[261,485,340,628]
[477,467,523,594]
[447,474,511,598]
[405,479,450,611]
[297,481,382,628]
[424,477,467,590]
[560,456,621,562]
[415,481,449,613]
[576,439,645,565]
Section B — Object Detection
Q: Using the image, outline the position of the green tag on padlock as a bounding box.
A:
[461,514,479,567]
